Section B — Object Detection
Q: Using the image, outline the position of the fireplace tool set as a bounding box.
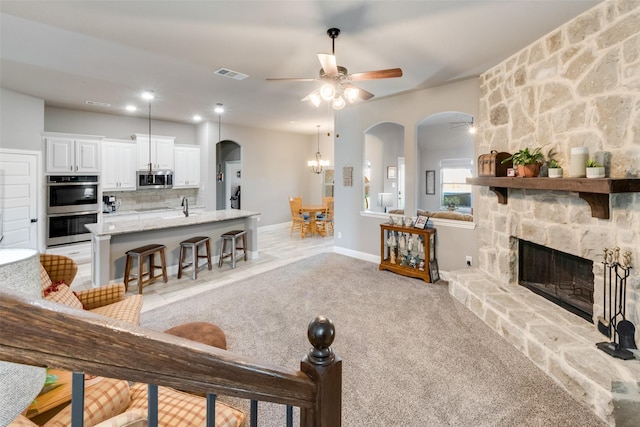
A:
[596,247,636,360]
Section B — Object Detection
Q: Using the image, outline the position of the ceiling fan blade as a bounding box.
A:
[343,83,374,101]
[349,68,403,81]
[266,77,317,82]
[301,89,319,102]
[318,53,339,77]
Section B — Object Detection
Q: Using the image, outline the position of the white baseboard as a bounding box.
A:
[333,246,378,264]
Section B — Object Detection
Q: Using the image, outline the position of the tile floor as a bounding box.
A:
[71,223,335,313]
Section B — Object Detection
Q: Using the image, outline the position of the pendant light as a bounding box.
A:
[142,90,155,183]
[216,103,224,182]
[308,124,329,174]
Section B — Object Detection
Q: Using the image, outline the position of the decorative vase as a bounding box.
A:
[586,166,605,178]
[548,167,563,178]
[516,164,540,177]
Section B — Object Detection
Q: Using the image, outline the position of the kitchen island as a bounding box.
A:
[85,209,260,286]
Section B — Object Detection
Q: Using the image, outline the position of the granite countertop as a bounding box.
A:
[86,209,260,236]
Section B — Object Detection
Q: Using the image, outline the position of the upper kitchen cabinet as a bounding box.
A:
[102,139,137,191]
[44,133,102,174]
[134,134,175,170]
[174,144,200,188]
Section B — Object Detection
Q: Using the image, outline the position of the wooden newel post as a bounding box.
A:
[300,316,342,427]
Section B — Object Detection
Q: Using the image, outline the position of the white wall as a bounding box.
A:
[45,106,197,144]
[4,101,315,227]
[334,78,479,271]
[0,89,44,151]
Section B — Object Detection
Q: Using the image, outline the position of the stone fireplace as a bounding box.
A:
[518,238,594,322]
[449,2,640,424]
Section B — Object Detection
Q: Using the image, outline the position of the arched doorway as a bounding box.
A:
[216,140,241,210]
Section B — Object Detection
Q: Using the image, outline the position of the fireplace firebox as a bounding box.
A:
[518,239,594,322]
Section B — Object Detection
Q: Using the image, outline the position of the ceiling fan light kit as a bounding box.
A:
[267,27,402,111]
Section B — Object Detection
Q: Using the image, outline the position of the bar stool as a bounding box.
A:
[123,243,168,294]
[218,230,248,269]
[178,236,212,280]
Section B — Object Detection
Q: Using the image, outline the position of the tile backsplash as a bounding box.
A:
[108,188,199,212]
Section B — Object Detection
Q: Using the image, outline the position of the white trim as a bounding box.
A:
[41,131,105,140]
[334,246,378,264]
[429,217,476,230]
[360,210,476,230]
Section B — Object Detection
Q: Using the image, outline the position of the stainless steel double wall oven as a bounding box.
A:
[46,175,99,246]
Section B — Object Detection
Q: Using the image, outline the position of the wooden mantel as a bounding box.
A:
[467,177,640,219]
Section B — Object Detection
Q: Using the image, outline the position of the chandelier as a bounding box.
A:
[308,125,330,174]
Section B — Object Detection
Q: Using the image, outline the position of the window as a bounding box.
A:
[323,168,334,198]
[440,159,472,212]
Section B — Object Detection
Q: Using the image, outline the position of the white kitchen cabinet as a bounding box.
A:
[45,134,101,174]
[135,134,175,170]
[174,144,201,188]
[102,139,137,191]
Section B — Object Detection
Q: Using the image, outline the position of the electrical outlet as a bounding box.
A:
[338,231,342,239]
[466,256,472,267]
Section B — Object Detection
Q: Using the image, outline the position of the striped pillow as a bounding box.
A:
[128,383,245,427]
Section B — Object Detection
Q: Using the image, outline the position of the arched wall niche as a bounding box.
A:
[416,111,475,216]
[363,121,405,213]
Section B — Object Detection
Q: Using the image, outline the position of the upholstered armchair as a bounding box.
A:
[39,254,143,325]
[10,377,246,427]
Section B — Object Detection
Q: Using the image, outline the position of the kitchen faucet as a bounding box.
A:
[181,197,189,217]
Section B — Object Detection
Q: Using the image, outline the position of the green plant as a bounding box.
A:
[548,159,561,168]
[501,147,545,166]
[443,196,460,207]
[586,159,601,168]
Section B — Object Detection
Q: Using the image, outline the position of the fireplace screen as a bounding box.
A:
[518,239,594,322]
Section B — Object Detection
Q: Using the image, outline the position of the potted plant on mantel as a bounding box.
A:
[548,159,563,178]
[501,147,545,177]
[586,159,605,178]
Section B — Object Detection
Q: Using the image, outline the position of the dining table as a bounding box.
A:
[300,204,327,236]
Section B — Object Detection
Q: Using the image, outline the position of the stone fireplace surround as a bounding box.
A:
[448,2,640,424]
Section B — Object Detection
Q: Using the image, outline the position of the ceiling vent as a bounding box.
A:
[213,68,249,80]
[85,100,111,107]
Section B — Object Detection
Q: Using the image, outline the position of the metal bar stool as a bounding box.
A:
[218,230,247,269]
[123,243,168,294]
[178,236,212,280]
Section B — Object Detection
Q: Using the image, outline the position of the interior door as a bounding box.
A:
[225,160,241,209]
[0,150,39,249]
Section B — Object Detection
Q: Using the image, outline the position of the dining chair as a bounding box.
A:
[316,200,334,237]
[289,197,310,238]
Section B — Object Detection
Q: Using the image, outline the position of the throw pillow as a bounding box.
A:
[43,283,84,310]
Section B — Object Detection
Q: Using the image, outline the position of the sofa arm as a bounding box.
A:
[40,254,78,286]
[43,377,130,427]
[76,283,126,310]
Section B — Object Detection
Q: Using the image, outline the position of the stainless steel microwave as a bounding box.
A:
[137,170,174,189]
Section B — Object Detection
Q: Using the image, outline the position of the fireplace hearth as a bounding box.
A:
[518,239,594,323]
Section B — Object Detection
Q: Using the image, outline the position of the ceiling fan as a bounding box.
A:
[266,28,403,110]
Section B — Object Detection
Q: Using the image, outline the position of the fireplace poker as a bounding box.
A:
[597,248,611,338]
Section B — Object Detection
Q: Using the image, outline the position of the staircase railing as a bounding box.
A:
[0,289,341,426]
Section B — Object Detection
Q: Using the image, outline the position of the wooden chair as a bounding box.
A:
[316,200,334,237]
[289,197,310,238]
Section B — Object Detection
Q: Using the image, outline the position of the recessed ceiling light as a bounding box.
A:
[141,90,155,100]
[193,115,202,122]
[126,105,137,112]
